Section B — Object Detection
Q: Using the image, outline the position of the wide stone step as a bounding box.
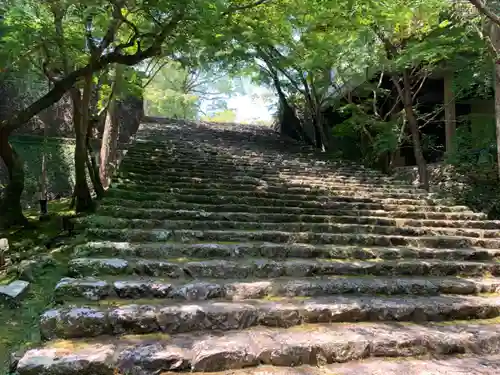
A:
[68,257,500,278]
[118,169,412,186]
[120,161,389,178]
[106,189,444,207]
[160,356,500,375]
[16,321,500,374]
[122,154,381,169]
[125,147,358,162]
[40,295,500,340]
[82,216,500,239]
[116,172,413,189]
[74,241,500,262]
[102,197,468,214]
[54,275,500,302]
[119,168,410,185]
[99,202,482,219]
[114,179,427,194]
[112,185,431,200]
[86,228,500,249]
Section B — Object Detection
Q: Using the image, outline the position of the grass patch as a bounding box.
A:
[0,198,76,375]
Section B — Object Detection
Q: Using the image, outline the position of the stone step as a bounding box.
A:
[99,199,477,216]
[68,257,500,278]
[112,185,431,200]
[86,228,500,249]
[118,167,411,183]
[119,167,408,185]
[54,275,500,302]
[81,216,500,239]
[114,179,427,194]
[74,241,500,262]
[160,355,500,375]
[120,161,389,178]
[98,205,487,222]
[16,321,500,374]
[106,189,445,208]
[122,154,378,168]
[40,295,500,340]
[117,172,416,187]
[125,146,354,161]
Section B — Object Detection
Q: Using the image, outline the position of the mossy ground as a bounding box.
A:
[0,198,76,374]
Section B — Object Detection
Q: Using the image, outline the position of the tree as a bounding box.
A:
[466,0,500,179]
[0,0,272,227]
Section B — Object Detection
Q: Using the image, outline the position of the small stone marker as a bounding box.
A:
[0,280,30,303]
[0,238,8,267]
[0,238,8,251]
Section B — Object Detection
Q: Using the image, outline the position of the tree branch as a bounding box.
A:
[468,0,500,28]
[1,9,186,134]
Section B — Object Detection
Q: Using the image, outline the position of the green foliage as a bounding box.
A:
[444,123,500,218]
[0,136,76,207]
[201,108,237,123]
[331,102,403,166]
[144,60,239,119]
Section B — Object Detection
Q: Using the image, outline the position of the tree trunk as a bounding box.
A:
[71,81,93,213]
[495,62,500,181]
[99,64,123,189]
[0,128,28,228]
[401,70,429,190]
[490,23,500,180]
[87,129,105,199]
[443,69,456,154]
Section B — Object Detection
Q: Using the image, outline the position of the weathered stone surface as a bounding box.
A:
[39,295,500,339]
[99,197,473,214]
[53,276,500,302]
[55,278,112,301]
[169,281,224,300]
[159,355,500,374]
[66,257,500,278]
[83,216,500,240]
[69,258,130,276]
[0,280,30,302]
[75,241,500,262]
[85,227,500,249]
[109,304,159,334]
[97,204,488,223]
[114,280,172,298]
[40,307,110,339]
[17,322,500,374]
[16,344,116,375]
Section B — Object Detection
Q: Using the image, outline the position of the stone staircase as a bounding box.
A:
[16,121,500,374]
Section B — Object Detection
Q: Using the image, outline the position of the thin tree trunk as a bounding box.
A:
[87,125,105,199]
[403,70,429,190]
[444,70,456,154]
[491,23,500,180]
[495,62,500,181]
[99,64,123,188]
[392,71,429,190]
[0,128,28,228]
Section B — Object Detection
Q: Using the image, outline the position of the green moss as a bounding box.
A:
[0,199,75,374]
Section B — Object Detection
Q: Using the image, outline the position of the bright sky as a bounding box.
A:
[228,94,274,123]
[200,77,276,123]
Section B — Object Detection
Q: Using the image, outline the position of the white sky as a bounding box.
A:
[227,84,276,123]
[200,77,276,123]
